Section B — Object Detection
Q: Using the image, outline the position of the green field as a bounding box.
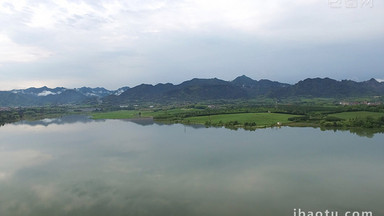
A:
[91,108,198,119]
[329,111,384,120]
[92,110,300,127]
[92,110,145,119]
[184,113,300,126]
[91,109,384,130]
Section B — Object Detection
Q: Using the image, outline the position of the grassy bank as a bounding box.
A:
[92,110,148,119]
[90,106,384,132]
[183,113,299,127]
[91,109,300,128]
[91,108,200,120]
[328,111,384,120]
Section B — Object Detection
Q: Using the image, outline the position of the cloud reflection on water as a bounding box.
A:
[0,116,383,215]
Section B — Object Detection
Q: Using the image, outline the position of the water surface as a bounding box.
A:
[0,116,383,216]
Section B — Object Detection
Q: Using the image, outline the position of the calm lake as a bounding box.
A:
[0,115,383,216]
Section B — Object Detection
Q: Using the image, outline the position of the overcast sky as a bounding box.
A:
[0,0,383,90]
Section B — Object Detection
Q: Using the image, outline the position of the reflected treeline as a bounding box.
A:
[122,118,206,129]
[120,117,155,126]
[2,115,207,129]
[13,115,104,127]
[319,126,384,138]
[0,110,22,127]
[215,124,384,138]
[0,120,14,127]
[2,115,383,138]
[0,106,70,127]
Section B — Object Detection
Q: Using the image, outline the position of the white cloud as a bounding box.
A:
[0,0,383,89]
[31,184,58,202]
[2,0,383,49]
[37,90,56,96]
[26,3,57,28]
[0,149,52,181]
[0,34,52,64]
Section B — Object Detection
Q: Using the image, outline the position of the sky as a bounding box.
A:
[0,0,383,90]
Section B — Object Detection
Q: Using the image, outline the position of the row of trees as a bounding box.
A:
[320,116,384,128]
[0,107,68,126]
[0,111,21,126]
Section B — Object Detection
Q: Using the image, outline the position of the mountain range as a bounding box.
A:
[1,76,383,106]
[0,86,129,106]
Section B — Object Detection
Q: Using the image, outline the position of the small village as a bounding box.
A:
[339,101,382,106]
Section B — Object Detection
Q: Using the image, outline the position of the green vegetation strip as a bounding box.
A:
[90,108,384,130]
[91,108,199,119]
[92,110,300,127]
[92,110,148,119]
[328,111,384,120]
[184,113,300,126]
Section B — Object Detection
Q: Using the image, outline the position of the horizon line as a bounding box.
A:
[1,76,382,91]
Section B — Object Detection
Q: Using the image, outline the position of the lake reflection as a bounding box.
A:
[0,116,383,216]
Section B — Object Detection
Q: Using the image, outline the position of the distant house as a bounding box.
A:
[339,101,381,106]
[0,107,11,111]
[339,101,350,106]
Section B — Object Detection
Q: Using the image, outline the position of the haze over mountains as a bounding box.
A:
[0,86,129,106]
[1,76,383,106]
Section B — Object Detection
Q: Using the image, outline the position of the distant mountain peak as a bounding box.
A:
[179,77,228,87]
[270,77,384,98]
[367,78,379,83]
[232,75,256,85]
[1,76,383,107]
[233,75,253,81]
[113,86,130,95]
